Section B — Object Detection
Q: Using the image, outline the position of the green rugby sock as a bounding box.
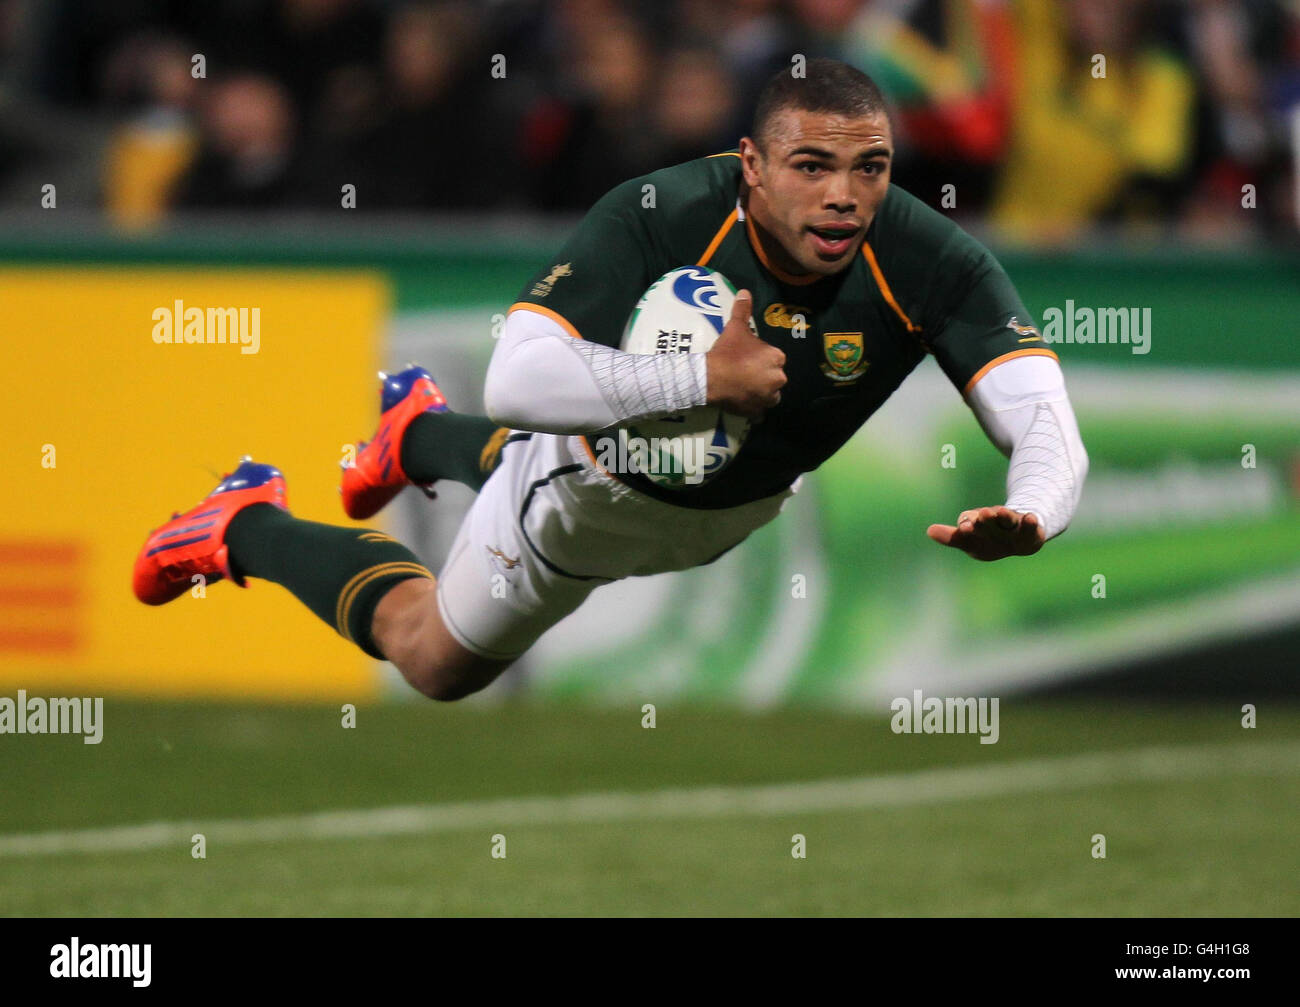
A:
[224,504,432,659]
[400,411,510,492]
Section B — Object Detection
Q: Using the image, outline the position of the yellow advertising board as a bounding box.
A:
[0,268,388,700]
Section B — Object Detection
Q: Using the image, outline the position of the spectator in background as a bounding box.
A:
[988,0,1196,244]
[234,0,385,127]
[842,0,1018,218]
[170,74,302,210]
[307,1,508,211]
[1180,0,1298,241]
[521,9,662,210]
[4,0,1294,241]
[650,47,740,166]
[0,0,114,210]
[101,34,200,228]
[677,0,790,112]
[788,0,866,44]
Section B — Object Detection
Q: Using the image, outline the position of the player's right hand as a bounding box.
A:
[705,290,787,420]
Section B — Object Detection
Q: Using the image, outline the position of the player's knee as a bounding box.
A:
[398,660,468,702]
[414,668,478,703]
[411,673,462,702]
[397,654,509,703]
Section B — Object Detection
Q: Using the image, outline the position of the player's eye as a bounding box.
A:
[796,161,825,175]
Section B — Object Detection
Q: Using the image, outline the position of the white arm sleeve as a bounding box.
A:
[483,307,709,434]
[965,355,1089,540]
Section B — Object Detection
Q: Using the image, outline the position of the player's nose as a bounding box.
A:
[823,173,856,210]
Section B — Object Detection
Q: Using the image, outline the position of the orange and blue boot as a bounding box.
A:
[340,364,447,520]
[132,457,288,605]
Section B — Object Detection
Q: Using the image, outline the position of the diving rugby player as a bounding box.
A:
[133,59,1088,700]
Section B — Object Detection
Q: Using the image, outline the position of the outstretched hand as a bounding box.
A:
[926,506,1045,561]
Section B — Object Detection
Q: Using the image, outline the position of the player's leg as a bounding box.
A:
[221,502,512,700]
[132,460,512,701]
[367,576,511,701]
[340,364,511,518]
[355,424,803,701]
[329,362,528,696]
[400,410,511,495]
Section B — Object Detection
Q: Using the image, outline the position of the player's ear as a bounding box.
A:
[738,137,763,186]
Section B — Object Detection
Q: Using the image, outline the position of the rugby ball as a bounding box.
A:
[616,266,751,488]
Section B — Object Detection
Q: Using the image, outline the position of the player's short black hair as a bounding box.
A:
[751,58,888,152]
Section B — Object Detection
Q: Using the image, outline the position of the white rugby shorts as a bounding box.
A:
[435,432,799,660]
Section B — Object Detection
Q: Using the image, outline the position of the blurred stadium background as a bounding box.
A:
[1,0,1298,916]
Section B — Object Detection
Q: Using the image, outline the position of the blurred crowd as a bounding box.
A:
[0,0,1297,244]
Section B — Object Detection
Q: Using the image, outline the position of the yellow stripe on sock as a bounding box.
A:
[335,561,433,641]
[479,426,512,473]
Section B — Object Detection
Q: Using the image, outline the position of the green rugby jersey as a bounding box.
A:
[510,151,1057,509]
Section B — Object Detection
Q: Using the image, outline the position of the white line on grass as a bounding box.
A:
[2,740,1297,858]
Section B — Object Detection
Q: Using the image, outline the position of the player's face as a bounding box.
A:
[740,108,892,277]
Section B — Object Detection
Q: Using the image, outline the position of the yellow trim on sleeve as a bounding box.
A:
[507,301,584,340]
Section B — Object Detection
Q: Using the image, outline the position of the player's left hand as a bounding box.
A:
[926,506,1045,561]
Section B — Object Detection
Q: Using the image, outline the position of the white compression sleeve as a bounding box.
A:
[483,307,709,434]
[964,355,1089,540]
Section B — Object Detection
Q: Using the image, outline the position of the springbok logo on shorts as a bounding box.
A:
[671,267,726,334]
[485,545,521,572]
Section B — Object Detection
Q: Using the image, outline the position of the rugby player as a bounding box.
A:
[133,59,1088,700]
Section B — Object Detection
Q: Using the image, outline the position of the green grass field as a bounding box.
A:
[2,697,1297,916]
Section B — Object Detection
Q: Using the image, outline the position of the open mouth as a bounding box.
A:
[807,223,860,258]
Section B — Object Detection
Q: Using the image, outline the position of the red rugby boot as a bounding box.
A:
[340,364,447,520]
[132,457,288,605]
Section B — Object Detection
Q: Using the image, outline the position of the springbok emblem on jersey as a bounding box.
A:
[820,332,869,383]
[1006,316,1041,342]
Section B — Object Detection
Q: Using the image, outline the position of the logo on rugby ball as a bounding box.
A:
[616,266,751,488]
[670,267,727,333]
